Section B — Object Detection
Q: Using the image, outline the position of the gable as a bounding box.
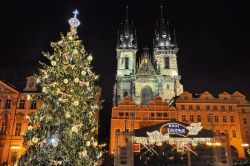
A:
[0,81,19,94]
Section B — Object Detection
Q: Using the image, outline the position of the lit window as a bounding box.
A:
[222,116,227,123]
[163,113,168,117]
[232,130,236,138]
[18,99,25,109]
[182,115,186,122]
[213,106,217,110]
[5,99,11,109]
[15,123,22,136]
[243,118,247,125]
[156,113,162,117]
[197,115,201,122]
[221,106,225,110]
[190,115,194,122]
[214,116,219,123]
[207,115,211,122]
[230,116,234,123]
[31,100,37,109]
[0,121,6,134]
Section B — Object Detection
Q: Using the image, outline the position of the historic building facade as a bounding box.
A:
[0,77,101,165]
[110,92,250,158]
[113,6,183,106]
[0,77,42,165]
[110,7,250,159]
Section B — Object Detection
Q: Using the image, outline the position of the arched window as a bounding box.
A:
[164,57,169,69]
[141,86,153,105]
[123,91,128,97]
[125,57,129,69]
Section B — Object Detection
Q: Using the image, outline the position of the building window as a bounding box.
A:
[242,109,245,114]
[189,105,193,110]
[151,113,155,117]
[184,96,188,100]
[222,116,227,123]
[156,113,162,117]
[125,129,129,132]
[15,123,22,136]
[207,115,211,122]
[119,112,124,116]
[190,115,194,122]
[125,112,129,116]
[206,105,210,110]
[141,87,153,105]
[243,118,247,125]
[115,129,120,132]
[197,115,201,122]
[229,106,233,111]
[213,106,217,110]
[181,105,185,110]
[18,99,25,109]
[232,130,236,138]
[130,112,134,117]
[221,106,225,110]
[167,84,169,90]
[182,115,186,122]
[230,116,234,123]
[5,99,11,109]
[214,116,219,123]
[196,105,200,110]
[11,153,17,163]
[163,113,168,117]
[125,57,129,69]
[31,100,37,109]
[164,57,169,69]
[0,121,6,134]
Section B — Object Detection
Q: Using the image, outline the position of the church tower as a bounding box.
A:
[153,6,183,101]
[113,6,138,105]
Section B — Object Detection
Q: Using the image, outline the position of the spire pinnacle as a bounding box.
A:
[160,5,163,19]
[125,5,129,20]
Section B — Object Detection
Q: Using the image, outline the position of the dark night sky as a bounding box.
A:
[1,0,250,140]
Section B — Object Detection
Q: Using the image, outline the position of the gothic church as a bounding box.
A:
[113,6,183,105]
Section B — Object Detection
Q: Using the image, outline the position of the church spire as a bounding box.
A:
[117,6,137,49]
[154,5,173,49]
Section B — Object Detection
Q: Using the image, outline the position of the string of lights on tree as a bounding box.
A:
[17,10,102,166]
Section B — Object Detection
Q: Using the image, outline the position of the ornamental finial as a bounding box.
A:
[68,9,80,28]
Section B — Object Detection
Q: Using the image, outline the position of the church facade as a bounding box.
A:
[113,7,183,106]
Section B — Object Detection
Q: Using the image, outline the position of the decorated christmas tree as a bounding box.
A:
[18,10,102,166]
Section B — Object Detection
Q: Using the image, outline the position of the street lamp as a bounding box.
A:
[241,143,249,147]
